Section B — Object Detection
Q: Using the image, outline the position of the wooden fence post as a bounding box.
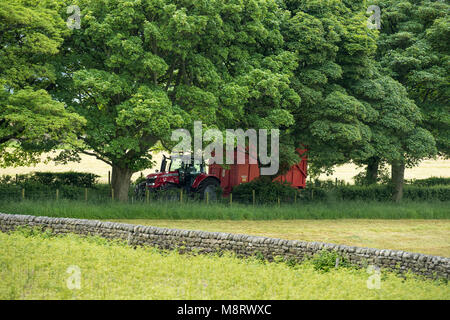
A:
[229,193,232,206]
[252,189,255,206]
[108,171,111,185]
[111,188,114,201]
[146,189,149,204]
[22,188,25,200]
[56,189,59,201]
[85,188,88,202]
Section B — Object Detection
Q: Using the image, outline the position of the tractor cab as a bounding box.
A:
[161,155,205,175]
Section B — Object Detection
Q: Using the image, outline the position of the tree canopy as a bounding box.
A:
[1,0,447,202]
[374,0,449,157]
[53,0,302,200]
[0,0,85,167]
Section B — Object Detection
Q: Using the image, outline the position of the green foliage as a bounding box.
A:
[307,184,450,202]
[0,172,99,188]
[0,0,85,166]
[232,176,298,203]
[12,226,54,239]
[280,0,380,171]
[52,0,301,195]
[0,182,115,201]
[373,0,449,157]
[310,250,350,272]
[407,177,450,187]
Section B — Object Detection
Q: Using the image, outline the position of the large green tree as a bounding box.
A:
[54,0,300,201]
[352,0,448,199]
[279,0,379,175]
[280,0,438,201]
[350,72,436,200]
[374,0,449,157]
[0,0,85,167]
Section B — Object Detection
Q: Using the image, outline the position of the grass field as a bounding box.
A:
[1,199,449,220]
[108,219,450,257]
[1,230,448,300]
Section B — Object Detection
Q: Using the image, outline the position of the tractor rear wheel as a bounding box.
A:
[197,179,220,200]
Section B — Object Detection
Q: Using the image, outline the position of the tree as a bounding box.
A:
[350,73,436,200]
[0,0,85,167]
[53,0,300,201]
[366,0,448,199]
[279,0,379,175]
[373,0,449,158]
[280,0,437,201]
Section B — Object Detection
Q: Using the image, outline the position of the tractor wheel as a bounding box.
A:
[197,179,220,200]
[135,182,147,201]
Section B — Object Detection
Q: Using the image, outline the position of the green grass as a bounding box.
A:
[0,199,449,220]
[1,230,448,300]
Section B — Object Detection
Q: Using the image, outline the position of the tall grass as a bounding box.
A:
[1,230,448,299]
[0,199,449,220]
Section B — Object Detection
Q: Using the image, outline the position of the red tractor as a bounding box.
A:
[134,154,221,200]
[135,148,308,200]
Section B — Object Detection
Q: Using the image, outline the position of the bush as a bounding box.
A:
[407,177,450,187]
[0,172,99,188]
[301,185,450,202]
[0,183,119,202]
[232,176,299,204]
[310,250,350,272]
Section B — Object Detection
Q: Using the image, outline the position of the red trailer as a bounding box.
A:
[209,148,307,196]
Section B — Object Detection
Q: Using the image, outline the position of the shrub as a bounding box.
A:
[301,185,450,202]
[0,172,99,188]
[310,250,350,272]
[232,176,299,204]
[407,177,450,187]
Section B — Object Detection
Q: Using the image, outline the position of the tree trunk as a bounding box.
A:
[391,160,405,202]
[111,165,133,202]
[366,157,380,185]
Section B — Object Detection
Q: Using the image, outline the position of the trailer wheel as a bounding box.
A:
[197,179,220,200]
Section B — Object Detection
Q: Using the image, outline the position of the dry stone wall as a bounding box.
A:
[0,213,448,279]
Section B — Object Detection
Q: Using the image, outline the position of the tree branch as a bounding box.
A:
[79,150,113,166]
